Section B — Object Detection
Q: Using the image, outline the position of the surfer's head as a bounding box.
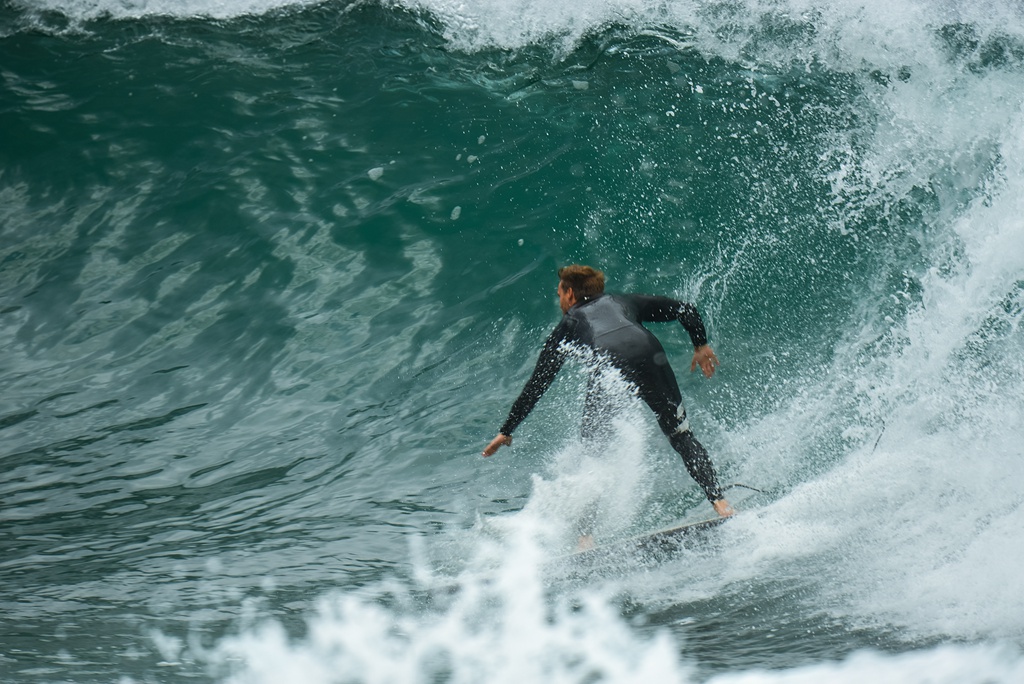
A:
[558,264,604,312]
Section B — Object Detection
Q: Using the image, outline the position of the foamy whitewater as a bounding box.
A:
[3,0,1024,682]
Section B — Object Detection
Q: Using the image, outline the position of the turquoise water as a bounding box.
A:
[2,0,1024,682]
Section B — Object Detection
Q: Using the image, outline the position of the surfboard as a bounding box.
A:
[569,515,729,565]
[566,483,766,566]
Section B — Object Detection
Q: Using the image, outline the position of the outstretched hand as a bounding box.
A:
[691,345,720,379]
[482,433,512,457]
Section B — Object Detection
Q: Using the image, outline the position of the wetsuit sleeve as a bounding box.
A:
[628,294,709,348]
[499,323,571,436]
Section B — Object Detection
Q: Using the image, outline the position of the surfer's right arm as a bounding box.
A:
[629,294,719,378]
[482,323,571,456]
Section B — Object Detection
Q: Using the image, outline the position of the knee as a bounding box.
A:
[654,403,688,436]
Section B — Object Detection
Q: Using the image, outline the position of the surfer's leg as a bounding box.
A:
[667,430,724,504]
[634,361,726,505]
[574,500,600,541]
[580,375,616,443]
[575,376,612,542]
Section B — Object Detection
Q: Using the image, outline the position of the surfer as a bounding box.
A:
[483,265,733,545]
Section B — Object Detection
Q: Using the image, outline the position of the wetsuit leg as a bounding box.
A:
[576,375,616,537]
[627,355,724,503]
[580,373,621,443]
[667,430,724,503]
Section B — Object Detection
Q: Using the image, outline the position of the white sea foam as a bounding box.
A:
[709,645,1024,684]
[180,516,1024,684]
[12,0,322,21]
[184,506,1024,684]
[819,115,1024,640]
[700,151,1024,651]
[14,0,1022,55]
[197,610,1024,684]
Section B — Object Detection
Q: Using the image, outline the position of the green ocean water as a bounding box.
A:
[3,1,1024,682]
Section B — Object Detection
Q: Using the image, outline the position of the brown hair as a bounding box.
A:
[558,264,605,298]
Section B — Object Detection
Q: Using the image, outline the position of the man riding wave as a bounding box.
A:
[483,265,733,547]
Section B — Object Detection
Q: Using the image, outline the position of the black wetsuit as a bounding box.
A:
[498,293,724,503]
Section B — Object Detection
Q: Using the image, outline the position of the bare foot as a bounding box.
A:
[713,499,735,518]
[575,534,596,552]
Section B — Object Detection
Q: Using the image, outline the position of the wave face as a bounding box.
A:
[2,0,1024,681]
